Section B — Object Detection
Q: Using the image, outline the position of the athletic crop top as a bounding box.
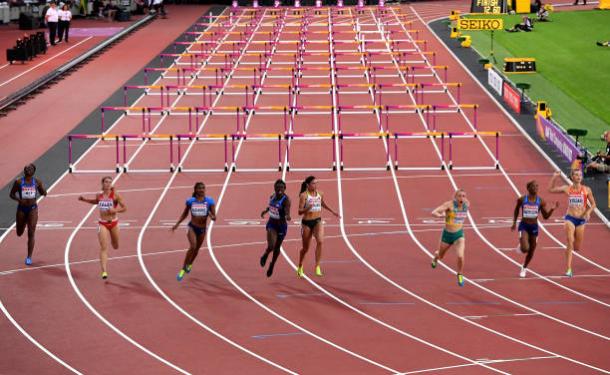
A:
[567,186,587,209]
[522,196,541,219]
[20,177,37,200]
[186,196,215,217]
[97,190,116,213]
[268,194,287,220]
[306,192,322,213]
[445,200,468,226]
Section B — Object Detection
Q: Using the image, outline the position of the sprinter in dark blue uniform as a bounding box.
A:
[9,164,47,266]
[260,179,291,277]
[511,180,558,278]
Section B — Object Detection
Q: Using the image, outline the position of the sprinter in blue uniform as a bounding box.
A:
[172,182,216,281]
[511,180,558,278]
[9,164,47,266]
[260,179,291,277]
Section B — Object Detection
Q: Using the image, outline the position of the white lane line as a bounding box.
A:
[400,355,559,374]
[0,37,93,88]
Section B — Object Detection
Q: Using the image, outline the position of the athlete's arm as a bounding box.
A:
[113,193,127,214]
[171,205,190,232]
[208,203,217,221]
[540,198,558,220]
[36,179,48,197]
[284,196,292,222]
[511,197,523,231]
[78,196,98,205]
[584,187,596,220]
[548,171,568,194]
[321,194,339,217]
[431,201,450,218]
[298,193,310,215]
[9,180,23,204]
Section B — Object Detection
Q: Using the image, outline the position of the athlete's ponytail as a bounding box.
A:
[300,176,315,194]
[192,182,205,197]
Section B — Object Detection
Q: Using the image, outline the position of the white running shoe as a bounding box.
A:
[519,267,527,278]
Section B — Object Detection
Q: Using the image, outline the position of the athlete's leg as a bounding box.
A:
[564,221,576,274]
[25,208,38,258]
[98,225,111,274]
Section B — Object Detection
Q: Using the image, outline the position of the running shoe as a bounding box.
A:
[296,266,304,278]
[266,266,274,278]
[519,267,527,278]
[315,265,323,277]
[185,264,192,274]
[431,258,437,269]
[25,257,32,266]
[457,273,465,287]
[177,269,186,281]
[565,268,573,278]
[260,252,269,267]
[101,271,108,280]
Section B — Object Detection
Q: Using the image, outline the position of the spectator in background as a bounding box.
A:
[102,0,118,21]
[505,16,533,32]
[57,3,72,43]
[586,131,610,173]
[45,1,59,46]
[536,4,550,21]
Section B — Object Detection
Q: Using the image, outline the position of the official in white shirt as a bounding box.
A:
[44,1,59,46]
[57,4,72,43]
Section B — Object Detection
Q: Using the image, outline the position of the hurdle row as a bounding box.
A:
[125,78,460,109]
[101,103,480,134]
[68,131,501,174]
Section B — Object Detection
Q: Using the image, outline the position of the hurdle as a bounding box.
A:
[428,104,479,131]
[67,134,121,173]
[230,133,284,172]
[121,134,176,173]
[285,132,336,172]
[143,68,189,86]
[100,106,151,134]
[122,85,165,107]
[446,131,501,170]
[383,104,429,132]
[175,133,230,172]
[416,82,462,104]
[339,132,391,171]
[164,85,210,107]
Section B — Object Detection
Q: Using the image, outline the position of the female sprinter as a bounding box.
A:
[296,176,339,278]
[172,182,216,281]
[78,176,126,279]
[431,189,469,287]
[548,170,596,277]
[260,179,291,277]
[511,180,558,277]
[9,164,47,265]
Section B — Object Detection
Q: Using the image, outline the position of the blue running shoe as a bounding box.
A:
[177,269,186,281]
[25,257,32,266]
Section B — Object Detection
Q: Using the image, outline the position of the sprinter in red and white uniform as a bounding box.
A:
[78,176,126,279]
[548,169,596,277]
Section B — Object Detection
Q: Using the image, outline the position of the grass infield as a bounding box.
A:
[464,10,610,151]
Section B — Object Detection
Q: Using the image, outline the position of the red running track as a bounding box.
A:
[0,2,608,374]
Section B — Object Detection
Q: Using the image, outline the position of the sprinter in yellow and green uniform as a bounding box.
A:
[431,189,469,287]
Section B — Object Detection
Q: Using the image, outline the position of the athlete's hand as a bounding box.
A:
[286,215,291,222]
[553,171,562,178]
[260,210,266,218]
[170,224,179,232]
[510,223,516,231]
